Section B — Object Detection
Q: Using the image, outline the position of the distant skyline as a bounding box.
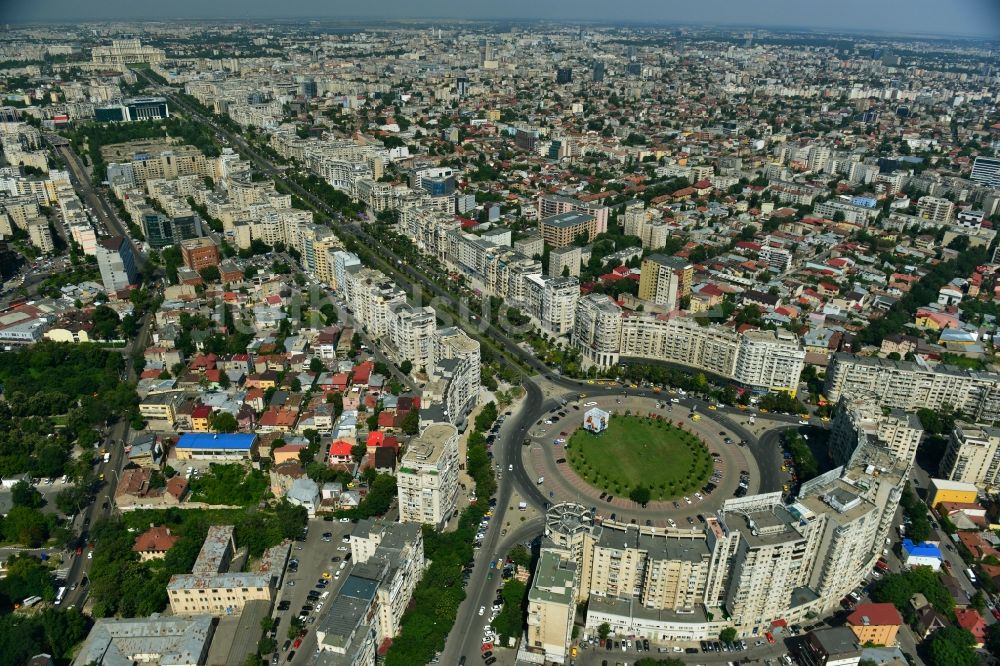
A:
[3,0,1000,39]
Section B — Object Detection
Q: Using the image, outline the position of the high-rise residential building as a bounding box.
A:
[637,254,692,309]
[828,396,924,467]
[556,67,573,84]
[825,353,1000,423]
[397,423,460,529]
[26,218,53,253]
[549,244,581,278]
[539,211,597,248]
[526,549,578,664]
[732,329,806,395]
[572,293,623,368]
[542,429,906,640]
[917,195,956,223]
[940,422,1000,489]
[386,303,436,372]
[971,156,1000,187]
[717,495,817,631]
[95,236,138,293]
[538,194,609,236]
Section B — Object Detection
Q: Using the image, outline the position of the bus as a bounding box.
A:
[54,586,66,606]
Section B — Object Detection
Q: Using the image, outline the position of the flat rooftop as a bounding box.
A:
[401,422,457,467]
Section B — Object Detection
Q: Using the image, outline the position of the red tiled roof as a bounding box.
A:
[133,526,179,554]
[847,603,903,627]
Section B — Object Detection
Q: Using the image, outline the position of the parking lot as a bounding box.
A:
[266,517,357,665]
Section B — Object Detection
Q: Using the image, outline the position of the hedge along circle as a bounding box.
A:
[565,414,712,501]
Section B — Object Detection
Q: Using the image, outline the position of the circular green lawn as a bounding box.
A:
[566,414,712,501]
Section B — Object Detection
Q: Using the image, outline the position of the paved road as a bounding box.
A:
[62,312,153,610]
[51,141,145,270]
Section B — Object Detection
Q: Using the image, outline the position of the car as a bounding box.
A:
[799,419,810,425]
[286,651,295,662]
[684,496,692,504]
[293,638,302,649]
[555,457,566,463]
[667,518,677,527]
[508,464,513,471]
[766,632,776,644]
[340,517,350,523]
[282,640,291,651]
[481,651,493,659]
[484,659,496,666]
[87,551,93,560]
[643,639,650,651]
[478,606,485,616]
[301,604,314,611]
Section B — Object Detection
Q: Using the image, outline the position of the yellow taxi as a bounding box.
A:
[322,572,332,580]
[707,405,717,411]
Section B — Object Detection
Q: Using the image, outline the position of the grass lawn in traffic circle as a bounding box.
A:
[566,414,712,501]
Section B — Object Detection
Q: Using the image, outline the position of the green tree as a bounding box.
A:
[198,266,221,282]
[401,409,420,435]
[720,627,738,643]
[210,411,239,433]
[598,622,611,641]
[927,626,977,666]
[399,360,413,375]
[3,506,49,546]
[629,485,651,507]
[11,480,43,508]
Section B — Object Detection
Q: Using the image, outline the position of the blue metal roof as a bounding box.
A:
[176,433,257,450]
[902,539,942,559]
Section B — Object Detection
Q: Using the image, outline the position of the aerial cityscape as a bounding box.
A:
[0,2,999,666]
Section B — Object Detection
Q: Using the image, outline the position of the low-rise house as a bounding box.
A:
[133,526,179,561]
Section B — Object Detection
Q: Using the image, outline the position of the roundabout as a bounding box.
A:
[521,390,765,524]
[566,414,712,502]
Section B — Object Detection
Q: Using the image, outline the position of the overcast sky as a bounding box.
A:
[3,0,1000,38]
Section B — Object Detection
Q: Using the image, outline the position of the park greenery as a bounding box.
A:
[188,463,270,506]
[383,402,499,666]
[64,116,220,180]
[491,578,528,643]
[0,607,92,666]
[567,415,712,500]
[0,342,138,481]
[782,431,819,483]
[899,484,933,543]
[90,502,307,617]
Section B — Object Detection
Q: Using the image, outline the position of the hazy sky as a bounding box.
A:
[3,0,1000,38]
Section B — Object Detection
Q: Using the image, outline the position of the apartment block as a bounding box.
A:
[526,549,578,664]
[537,193,609,235]
[940,422,1000,489]
[95,236,138,294]
[26,218,54,253]
[167,525,276,615]
[828,396,923,467]
[539,211,597,248]
[397,422,460,528]
[917,195,956,223]
[825,353,1000,423]
[732,330,806,395]
[638,254,692,309]
[549,244,581,278]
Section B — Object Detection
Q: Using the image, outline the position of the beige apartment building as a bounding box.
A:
[397,423,460,528]
[940,422,1000,489]
[526,550,578,664]
[167,525,273,615]
[828,396,924,467]
[637,254,693,310]
[539,211,597,248]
